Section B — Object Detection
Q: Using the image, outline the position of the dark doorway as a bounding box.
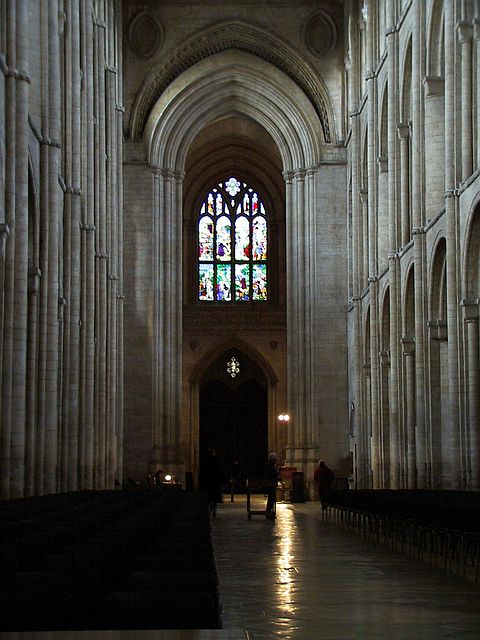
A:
[199,351,268,488]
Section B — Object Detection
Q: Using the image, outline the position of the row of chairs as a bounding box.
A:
[0,488,221,630]
[324,490,480,583]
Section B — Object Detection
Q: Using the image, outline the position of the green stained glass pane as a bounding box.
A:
[198,216,214,262]
[252,216,267,261]
[235,264,250,301]
[225,177,241,196]
[216,215,231,261]
[199,264,214,301]
[216,264,232,301]
[235,217,250,260]
[252,264,267,300]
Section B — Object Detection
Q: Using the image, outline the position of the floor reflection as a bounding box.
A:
[212,496,480,640]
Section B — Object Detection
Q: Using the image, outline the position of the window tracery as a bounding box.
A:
[198,177,268,302]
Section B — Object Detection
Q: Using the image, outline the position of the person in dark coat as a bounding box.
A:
[314,460,334,509]
[199,448,225,517]
[264,452,279,519]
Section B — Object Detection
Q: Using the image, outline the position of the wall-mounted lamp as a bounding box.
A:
[278,414,290,422]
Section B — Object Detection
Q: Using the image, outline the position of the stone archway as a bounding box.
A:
[199,352,268,487]
[189,339,279,485]
[133,43,348,487]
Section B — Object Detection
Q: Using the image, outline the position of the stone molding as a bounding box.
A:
[427,320,448,342]
[401,336,415,356]
[303,9,337,58]
[128,9,163,60]
[130,20,333,143]
[461,299,480,322]
[183,305,286,330]
[423,75,445,98]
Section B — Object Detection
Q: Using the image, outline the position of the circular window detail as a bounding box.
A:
[128,10,163,60]
[303,10,337,58]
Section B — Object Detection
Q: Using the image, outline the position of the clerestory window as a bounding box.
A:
[197,177,268,302]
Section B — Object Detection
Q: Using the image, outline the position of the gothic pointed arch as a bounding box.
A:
[464,199,480,299]
[130,20,335,144]
[189,337,278,386]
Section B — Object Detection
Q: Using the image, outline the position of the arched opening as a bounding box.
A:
[199,349,268,487]
[379,287,390,487]
[463,204,480,489]
[429,238,447,488]
[402,265,416,488]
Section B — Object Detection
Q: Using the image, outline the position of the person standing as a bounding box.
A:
[199,448,225,517]
[264,452,279,519]
[314,460,334,510]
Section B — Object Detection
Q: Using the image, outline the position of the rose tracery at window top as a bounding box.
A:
[198,177,268,302]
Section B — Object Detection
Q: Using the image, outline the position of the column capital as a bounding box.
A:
[427,319,448,341]
[283,170,294,183]
[412,227,425,236]
[473,18,480,40]
[461,299,480,322]
[423,75,445,98]
[456,20,473,44]
[293,169,307,181]
[0,222,11,239]
[401,336,415,355]
[397,123,410,139]
[379,350,391,366]
[377,156,388,173]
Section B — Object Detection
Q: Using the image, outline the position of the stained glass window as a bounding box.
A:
[197,177,268,302]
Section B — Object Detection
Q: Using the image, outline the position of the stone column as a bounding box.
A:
[401,336,416,488]
[386,0,400,489]
[306,168,318,445]
[284,167,321,476]
[79,0,96,490]
[284,171,295,450]
[379,349,391,487]
[474,15,480,171]
[444,0,461,488]
[461,300,480,490]
[42,0,62,495]
[3,0,30,498]
[93,10,108,489]
[457,20,473,181]
[411,0,427,489]
[397,123,410,247]
[362,360,372,486]
[359,189,368,288]
[151,168,184,476]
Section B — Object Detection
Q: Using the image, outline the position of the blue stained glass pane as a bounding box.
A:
[252,216,267,261]
[199,264,214,301]
[216,215,231,261]
[235,217,250,260]
[198,216,214,262]
[252,264,267,301]
[235,264,250,301]
[216,264,232,301]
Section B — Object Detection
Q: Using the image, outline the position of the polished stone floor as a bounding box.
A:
[212,496,480,640]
